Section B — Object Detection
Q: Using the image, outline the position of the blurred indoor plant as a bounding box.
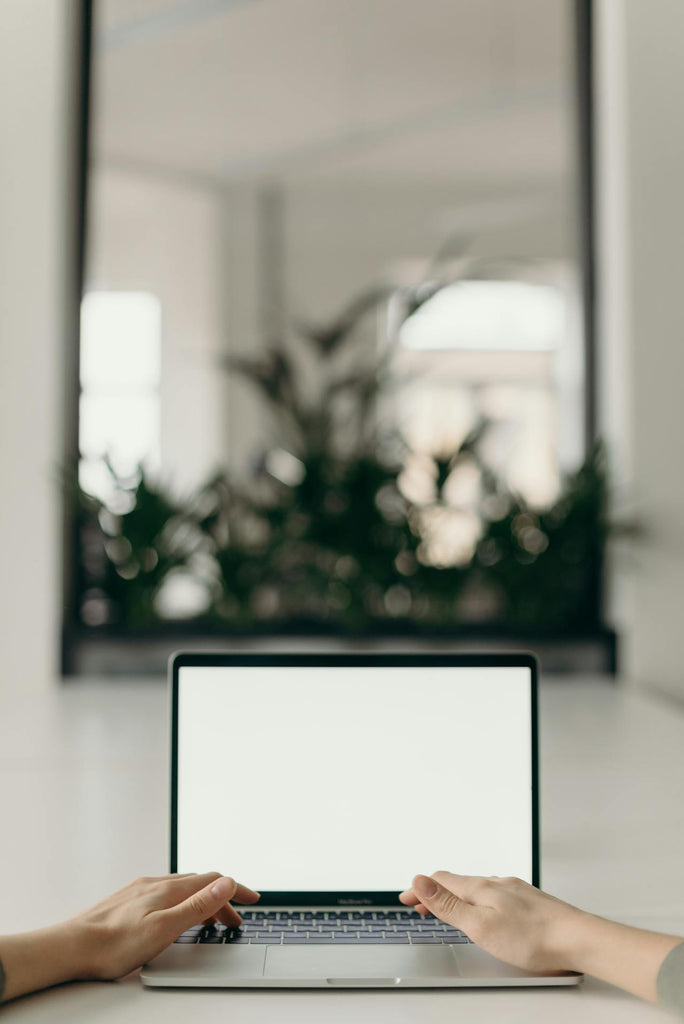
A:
[73,269,611,635]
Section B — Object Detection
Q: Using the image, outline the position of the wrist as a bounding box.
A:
[0,922,95,1003]
[559,913,684,1000]
[49,919,102,983]
[549,905,596,973]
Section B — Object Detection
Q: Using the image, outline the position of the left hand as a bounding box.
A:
[0,872,260,1002]
[74,871,261,979]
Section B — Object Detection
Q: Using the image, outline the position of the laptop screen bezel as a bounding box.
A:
[170,651,539,905]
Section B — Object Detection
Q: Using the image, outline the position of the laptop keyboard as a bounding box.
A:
[174,910,473,945]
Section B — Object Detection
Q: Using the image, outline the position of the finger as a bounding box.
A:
[160,872,222,903]
[411,874,479,930]
[159,872,260,908]
[215,903,244,928]
[230,882,261,905]
[157,876,260,935]
[201,878,260,927]
[431,871,494,905]
[398,890,433,917]
[398,889,420,906]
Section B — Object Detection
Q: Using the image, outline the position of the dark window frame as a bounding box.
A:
[62,0,93,674]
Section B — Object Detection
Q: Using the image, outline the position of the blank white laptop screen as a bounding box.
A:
[176,664,533,892]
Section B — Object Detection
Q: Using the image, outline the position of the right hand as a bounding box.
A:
[399,872,585,973]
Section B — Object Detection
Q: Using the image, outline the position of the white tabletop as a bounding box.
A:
[1,673,683,1021]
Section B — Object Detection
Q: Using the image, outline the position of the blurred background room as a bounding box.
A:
[2,0,684,691]
[12,0,614,678]
[1,0,684,978]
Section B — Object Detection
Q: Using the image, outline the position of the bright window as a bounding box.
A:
[399,280,565,352]
[387,271,582,567]
[79,291,162,503]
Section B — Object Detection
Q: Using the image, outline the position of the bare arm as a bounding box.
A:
[400,872,683,1004]
[0,872,259,1004]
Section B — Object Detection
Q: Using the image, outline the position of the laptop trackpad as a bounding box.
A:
[264,945,459,982]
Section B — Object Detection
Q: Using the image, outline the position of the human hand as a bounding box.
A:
[0,872,260,1002]
[74,872,261,979]
[400,871,684,1003]
[399,872,584,973]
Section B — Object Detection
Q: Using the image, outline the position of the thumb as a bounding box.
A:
[162,875,239,934]
[413,874,476,931]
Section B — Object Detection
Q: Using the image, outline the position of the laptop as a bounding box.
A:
[142,652,580,989]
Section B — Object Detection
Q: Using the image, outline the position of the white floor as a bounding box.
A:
[0,674,683,1022]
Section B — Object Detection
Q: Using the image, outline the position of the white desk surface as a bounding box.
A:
[1,673,683,1022]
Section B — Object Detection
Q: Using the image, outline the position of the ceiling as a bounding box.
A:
[92,0,577,192]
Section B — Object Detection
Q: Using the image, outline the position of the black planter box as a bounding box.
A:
[63,623,618,677]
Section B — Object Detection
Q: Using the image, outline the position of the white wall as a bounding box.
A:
[284,181,575,324]
[0,1,74,689]
[596,0,684,700]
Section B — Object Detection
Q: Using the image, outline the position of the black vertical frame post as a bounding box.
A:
[574,0,604,634]
[76,1,93,310]
[574,0,597,454]
[61,0,93,674]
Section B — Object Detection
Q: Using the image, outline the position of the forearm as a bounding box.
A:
[563,912,683,1002]
[0,923,91,1003]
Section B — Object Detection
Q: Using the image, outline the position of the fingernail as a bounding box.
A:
[414,875,439,899]
[210,877,234,898]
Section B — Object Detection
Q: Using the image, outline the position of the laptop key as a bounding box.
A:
[174,936,198,944]
[410,936,444,944]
